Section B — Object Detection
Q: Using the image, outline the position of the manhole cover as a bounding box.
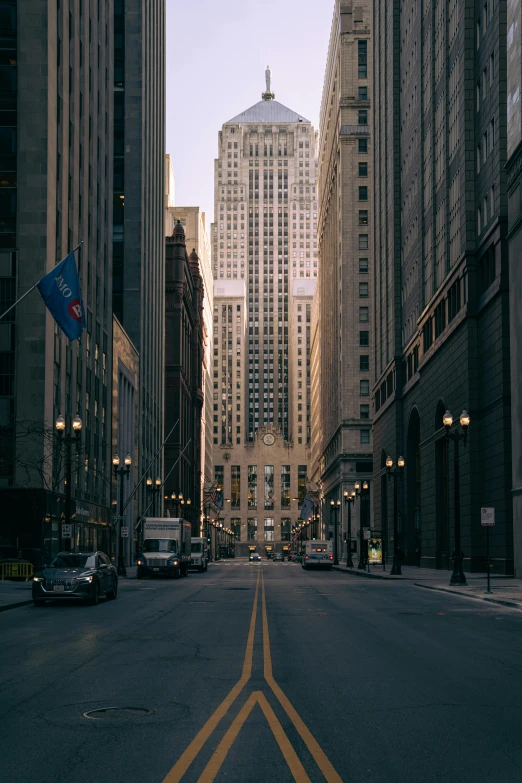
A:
[83,707,153,721]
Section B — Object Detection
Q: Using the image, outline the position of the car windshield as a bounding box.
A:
[191,543,202,553]
[49,554,96,569]
[143,539,177,553]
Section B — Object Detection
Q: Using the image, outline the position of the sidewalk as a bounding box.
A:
[332,562,522,610]
[0,578,33,612]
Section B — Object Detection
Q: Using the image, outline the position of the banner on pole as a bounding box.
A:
[37,251,86,341]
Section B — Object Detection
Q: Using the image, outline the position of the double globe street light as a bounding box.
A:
[386,455,405,575]
[443,409,470,586]
[55,414,82,551]
[343,489,357,568]
[146,476,162,516]
[329,499,341,565]
[113,453,132,576]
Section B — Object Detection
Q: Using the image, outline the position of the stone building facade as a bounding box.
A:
[210,75,318,555]
[165,205,213,508]
[163,222,204,534]
[372,0,513,572]
[312,0,373,561]
[0,0,115,564]
[507,0,522,577]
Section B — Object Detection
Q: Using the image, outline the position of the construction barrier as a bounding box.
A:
[0,561,34,581]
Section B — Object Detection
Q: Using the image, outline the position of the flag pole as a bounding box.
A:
[0,242,83,322]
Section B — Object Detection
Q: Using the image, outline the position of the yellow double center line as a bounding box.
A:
[162,570,343,783]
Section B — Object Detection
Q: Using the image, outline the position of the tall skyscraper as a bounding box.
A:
[211,72,318,555]
[112,0,165,524]
[312,0,373,561]
[0,0,115,561]
[372,0,513,572]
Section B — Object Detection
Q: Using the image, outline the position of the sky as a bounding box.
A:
[165,0,334,224]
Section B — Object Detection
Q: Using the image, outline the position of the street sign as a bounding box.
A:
[481,507,495,526]
[121,526,129,538]
[112,515,124,522]
[363,529,371,540]
[62,524,72,539]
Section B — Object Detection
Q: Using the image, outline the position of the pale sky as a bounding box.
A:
[165,0,334,224]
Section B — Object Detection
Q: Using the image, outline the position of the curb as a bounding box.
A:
[0,599,33,613]
[413,582,522,610]
[332,566,405,580]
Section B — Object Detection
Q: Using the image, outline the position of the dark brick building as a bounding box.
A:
[164,222,204,533]
[507,0,522,578]
[372,0,513,573]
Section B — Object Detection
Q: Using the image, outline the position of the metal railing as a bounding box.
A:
[0,561,34,581]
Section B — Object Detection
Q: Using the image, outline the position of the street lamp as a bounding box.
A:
[386,455,405,575]
[329,499,341,565]
[146,476,162,516]
[113,453,132,576]
[55,414,82,552]
[355,481,370,569]
[444,409,470,586]
[343,490,356,568]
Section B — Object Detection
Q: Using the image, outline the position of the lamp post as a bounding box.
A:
[444,409,470,586]
[329,498,341,565]
[386,456,405,575]
[113,453,132,576]
[146,476,162,516]
[55,414,82,552]
[343,490,356,568]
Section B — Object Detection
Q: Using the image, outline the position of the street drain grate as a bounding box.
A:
[83,707,153,721]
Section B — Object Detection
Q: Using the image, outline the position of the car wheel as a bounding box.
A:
[174,567,181,579]
[137,568,144,579]
[199,565,204,573]
[33,599,45,607]
[106,580,118,600]
[89,581,100,605]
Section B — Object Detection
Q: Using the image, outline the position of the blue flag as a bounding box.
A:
[299,494,314,522]
[36,251,86,341]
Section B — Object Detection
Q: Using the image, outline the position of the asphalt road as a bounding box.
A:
[1,560,521,783]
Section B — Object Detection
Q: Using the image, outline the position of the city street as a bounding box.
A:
[1,561,521,783]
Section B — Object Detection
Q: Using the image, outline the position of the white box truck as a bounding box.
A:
[302,540,333,570]
[190,537,209,572]
[137,518,192,578]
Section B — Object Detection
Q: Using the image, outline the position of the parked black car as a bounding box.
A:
[32,552,118,606]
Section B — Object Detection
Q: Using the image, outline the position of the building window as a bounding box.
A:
[358,86,368,100]
[264,465,274,510]
[281,517,291,542]
[248,465,257,508]
[214,466,224,499]
[359,282,369,297]
[359,257,369,273]
[359,307,369,322]
[360,355,369,371]
[359,234,369,249]
[358,40,368,78]
[264,518,274,541]
[358,138,368,153]
[359,330,369,346]
[281,465,291,508]
[231,465,240,508]
[360,404,370,419]
[360,429,371,444]
[360,380,370,396]
[298,465,307,504]
[358,109,368,125]
[247,518,257,541]
[358,162,368,177]
[358,186,368,201]
[434,300,446,338]
[358,210,368,225]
